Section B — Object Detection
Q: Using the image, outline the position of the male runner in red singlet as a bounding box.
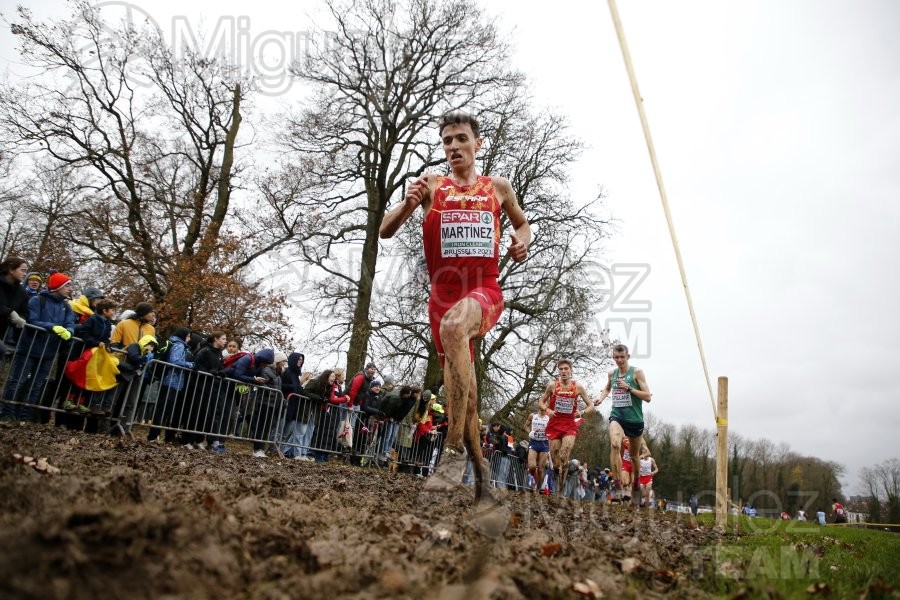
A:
[537,358,595,495]
[380,112,531,501]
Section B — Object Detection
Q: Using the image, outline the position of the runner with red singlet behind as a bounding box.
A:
[537,358,595,495]
[380,112,531,503]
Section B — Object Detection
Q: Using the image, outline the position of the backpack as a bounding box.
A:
[223,351,254,371]
[380,389,402,418]
[148,339,173,381]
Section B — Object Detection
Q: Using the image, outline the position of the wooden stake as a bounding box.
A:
[716,376,729,528]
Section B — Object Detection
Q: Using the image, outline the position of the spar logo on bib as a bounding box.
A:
[440,210,496,258]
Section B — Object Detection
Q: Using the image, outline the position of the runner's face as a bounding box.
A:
[613,351,629,368]
[441,123,482,174]
[558,363,572,381]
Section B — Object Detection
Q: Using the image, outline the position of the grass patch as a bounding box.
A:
[691,515,899,598]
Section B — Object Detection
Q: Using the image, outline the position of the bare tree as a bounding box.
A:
[365,100,612,418]
[0,2,302,338]
[282,0,524,375]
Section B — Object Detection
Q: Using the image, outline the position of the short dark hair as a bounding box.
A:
[613,344,629,354]
[439,111,480,138]
[94,298,117,313]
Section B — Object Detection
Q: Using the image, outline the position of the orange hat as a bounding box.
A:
[47,272,72,292]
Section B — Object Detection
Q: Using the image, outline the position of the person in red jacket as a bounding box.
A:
[347,362,376,409]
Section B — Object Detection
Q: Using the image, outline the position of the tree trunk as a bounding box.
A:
[345,205,381,375]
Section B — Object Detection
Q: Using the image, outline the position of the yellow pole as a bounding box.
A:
[606,0,717,419]
[716,377,729,528]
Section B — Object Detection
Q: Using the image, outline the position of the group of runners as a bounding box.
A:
[380,110,655,507]
[524,352,657,505]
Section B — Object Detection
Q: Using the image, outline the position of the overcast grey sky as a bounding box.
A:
[496,0,900,495]
[2,0,898,494]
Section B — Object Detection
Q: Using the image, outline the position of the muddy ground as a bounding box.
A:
[0,421,727,599]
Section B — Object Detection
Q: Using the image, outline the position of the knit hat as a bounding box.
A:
[431,402,444,414]
[83,287,105,301]
[134,302,154,318]
[47,272,72,292]
[26,273,42,284]
[365,362,376,370]
[274,351,288,364]
[370,380,382,389]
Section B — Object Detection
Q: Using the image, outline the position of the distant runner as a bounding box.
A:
[595,344,652,505]
[538,358,595,495]
[524,404,550,492]
[638,453,658,508]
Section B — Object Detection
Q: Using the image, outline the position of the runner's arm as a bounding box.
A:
[576,383,594,416]
[650,458,659,476]
[537,382,555,417]
[379,174,435,239]
[494,176,532,261]
[629,368,652,402]
[593,375,613,406]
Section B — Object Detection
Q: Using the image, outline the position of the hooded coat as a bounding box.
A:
[281,352,306,421]
[160,335,195,391]
[0,274,29,343]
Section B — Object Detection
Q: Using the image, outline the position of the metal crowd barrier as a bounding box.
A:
[0,327,580,488]
[484,448,528,491]
[0,323,126,425]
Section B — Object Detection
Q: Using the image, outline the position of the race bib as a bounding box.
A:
[611,389,632,408]
[440,210,495,258]
[554,395,574,414]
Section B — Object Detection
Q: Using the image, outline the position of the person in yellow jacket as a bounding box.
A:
[69,287,106,325]
[110,302,156,349]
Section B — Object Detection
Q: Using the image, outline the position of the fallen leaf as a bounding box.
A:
[806,582,830,595]
[654,569,677,584]
[619,557,641,575]
[859,576,895,599]
[541,542,562,557]
[510,513,521,529]
[433,528,451,544]
[572,579,604,598]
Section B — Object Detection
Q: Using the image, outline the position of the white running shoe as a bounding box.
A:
[252,449,266,458]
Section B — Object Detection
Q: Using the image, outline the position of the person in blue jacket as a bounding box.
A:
[1,272,75,421]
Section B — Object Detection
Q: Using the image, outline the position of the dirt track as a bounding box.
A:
[0,422,721,599]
